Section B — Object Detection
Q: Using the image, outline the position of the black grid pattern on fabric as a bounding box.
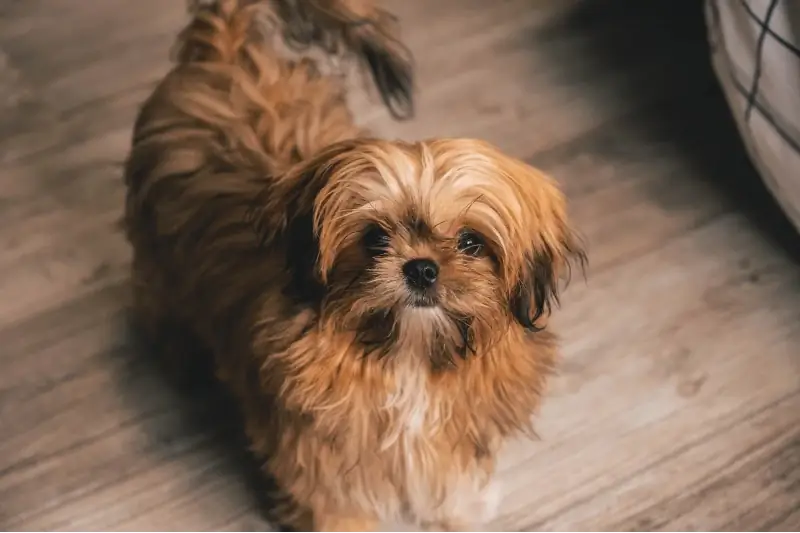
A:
[726,59,800,155]
[708,0,800,155]
[738,0,800,58]
[743,0,781,122]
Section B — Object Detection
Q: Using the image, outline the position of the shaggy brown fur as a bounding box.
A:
[123,0,585,530]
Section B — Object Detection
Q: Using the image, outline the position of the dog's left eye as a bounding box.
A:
[457,230,485,257]
[363,224,390,256]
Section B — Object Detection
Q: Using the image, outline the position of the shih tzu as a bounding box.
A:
[122,0,586,530]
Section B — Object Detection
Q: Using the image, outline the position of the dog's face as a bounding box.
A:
[276,138,585,366]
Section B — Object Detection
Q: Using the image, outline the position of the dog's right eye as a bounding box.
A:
[457,229,486,257]
[362,224,390,256]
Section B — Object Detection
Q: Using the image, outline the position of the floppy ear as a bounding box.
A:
[502,169,587,331]
[247,140,363,302]
[510,234,586,331]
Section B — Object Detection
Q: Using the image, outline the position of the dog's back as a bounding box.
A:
[127,0,413,186]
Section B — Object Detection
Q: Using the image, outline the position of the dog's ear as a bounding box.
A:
[510,235,585,331]
[248,140,363,301]
[249,139,362,241]
[495,157,586,331]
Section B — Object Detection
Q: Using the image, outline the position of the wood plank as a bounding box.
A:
[495,214,800,530]
[0,0,799,530]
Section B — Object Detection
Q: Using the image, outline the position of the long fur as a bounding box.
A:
[123,1,585,530]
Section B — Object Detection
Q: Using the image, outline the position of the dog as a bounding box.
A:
[122,0,586,530]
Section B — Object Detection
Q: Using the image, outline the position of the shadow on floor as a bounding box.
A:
[542,0,800,262]
[114,311,284,531]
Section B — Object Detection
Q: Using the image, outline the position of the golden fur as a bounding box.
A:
[123,0,585,530]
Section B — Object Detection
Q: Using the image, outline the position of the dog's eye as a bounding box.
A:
[363,224,390,256]
[457,230,485,257]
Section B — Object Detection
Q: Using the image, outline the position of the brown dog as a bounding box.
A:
[123,0,585,530]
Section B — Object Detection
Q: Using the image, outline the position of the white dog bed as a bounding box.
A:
[705,0,800,232]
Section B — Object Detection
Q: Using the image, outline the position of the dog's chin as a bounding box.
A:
[342,286,477,363]
[405,291,439,309]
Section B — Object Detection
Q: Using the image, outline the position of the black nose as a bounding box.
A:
[402,258,439,289]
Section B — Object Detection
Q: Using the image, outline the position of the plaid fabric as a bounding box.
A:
[705,0,800,232]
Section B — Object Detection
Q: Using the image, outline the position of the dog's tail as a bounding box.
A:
[177,0,414,120]
[273,0,414,120]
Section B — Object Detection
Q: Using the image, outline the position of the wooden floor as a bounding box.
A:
[1,0,799,530]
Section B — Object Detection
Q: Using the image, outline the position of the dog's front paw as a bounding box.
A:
[477,479,501,526]
[433,478,501,532]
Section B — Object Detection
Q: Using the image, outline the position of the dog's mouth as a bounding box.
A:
[352,298,476,363]
[405,289,439,308]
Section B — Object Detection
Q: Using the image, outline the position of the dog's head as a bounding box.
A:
[267,138,585,366]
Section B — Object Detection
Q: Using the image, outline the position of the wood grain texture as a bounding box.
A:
[1,0,799,530]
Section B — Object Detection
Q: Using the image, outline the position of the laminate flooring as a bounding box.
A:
[1,0,799,530]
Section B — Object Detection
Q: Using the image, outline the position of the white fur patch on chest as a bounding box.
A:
[379,356,432,456]
[380,307,451,442]
[370,358,501,530]
[371,310,500,529]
